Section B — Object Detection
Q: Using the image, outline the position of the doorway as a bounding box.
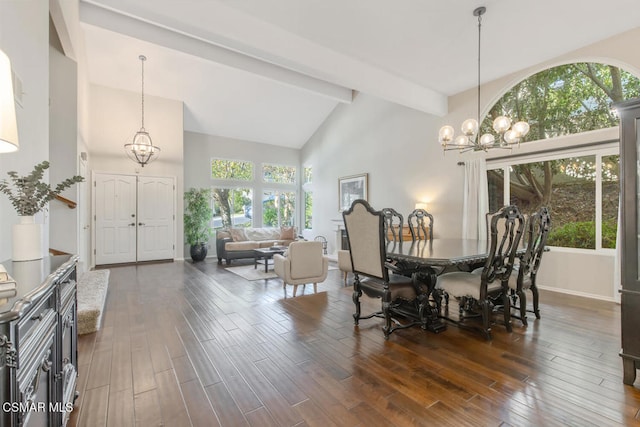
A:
[93,172,175,265]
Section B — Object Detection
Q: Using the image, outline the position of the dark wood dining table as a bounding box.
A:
[385,238,499,333]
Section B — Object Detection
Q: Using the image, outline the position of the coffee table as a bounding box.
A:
[253,247,286,273]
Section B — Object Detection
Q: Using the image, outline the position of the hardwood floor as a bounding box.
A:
[69,259,640,426]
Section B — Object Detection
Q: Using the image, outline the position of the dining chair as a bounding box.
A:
[381,207,404,244]
[407,208,433,241]
[435,205,525,339]
[342,199,422,339]
[506,206,551,325]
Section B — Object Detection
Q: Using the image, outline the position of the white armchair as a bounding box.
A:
[274,241,329,297]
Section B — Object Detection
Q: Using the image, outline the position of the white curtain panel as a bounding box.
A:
[462,158,489,240]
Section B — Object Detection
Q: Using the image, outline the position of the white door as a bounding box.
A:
[95,174,137,264]
[137,176,175,261]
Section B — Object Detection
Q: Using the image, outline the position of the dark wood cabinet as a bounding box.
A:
[617,97,640,385]
[0,255,78,426]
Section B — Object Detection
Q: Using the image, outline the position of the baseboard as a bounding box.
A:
[536,285,618,303]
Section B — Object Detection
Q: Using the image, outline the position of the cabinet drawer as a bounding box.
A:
[17,290,56,366]
[60,278,76,309]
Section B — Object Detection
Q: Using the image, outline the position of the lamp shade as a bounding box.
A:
[0,49,18,153]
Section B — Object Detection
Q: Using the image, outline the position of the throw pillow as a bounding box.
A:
[229,228,247,242]
[280,226,295,240]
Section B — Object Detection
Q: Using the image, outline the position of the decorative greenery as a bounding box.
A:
[0,161,84,216]
[184,188,213,246]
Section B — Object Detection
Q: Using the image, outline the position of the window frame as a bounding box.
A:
[210,157,255,182]
[261,162,297,185]
[487,141,619,253]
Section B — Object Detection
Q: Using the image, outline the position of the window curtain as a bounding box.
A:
[462,158,489,240]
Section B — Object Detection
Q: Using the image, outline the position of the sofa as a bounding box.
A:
[216,226,297,264]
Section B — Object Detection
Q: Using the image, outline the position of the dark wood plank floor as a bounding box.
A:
[69,259,640,426]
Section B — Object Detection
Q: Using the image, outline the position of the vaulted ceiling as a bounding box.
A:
[78,0,640,148]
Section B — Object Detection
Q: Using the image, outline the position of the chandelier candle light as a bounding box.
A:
[439,6,529,152]
[124,54,160,167]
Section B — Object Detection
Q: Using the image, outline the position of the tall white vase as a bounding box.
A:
[12,215,43,261]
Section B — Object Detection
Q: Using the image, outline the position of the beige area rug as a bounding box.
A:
[225,265,278,280]
[226,264,337,281]
[77,269,110,335]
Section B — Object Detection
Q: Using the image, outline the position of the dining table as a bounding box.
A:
[385,238,511,333]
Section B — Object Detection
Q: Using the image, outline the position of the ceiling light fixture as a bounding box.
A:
[125,55,160,167]
[438,6,529,152]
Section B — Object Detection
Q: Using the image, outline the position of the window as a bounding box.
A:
[262,164,296,184]
[303,166,312,184]
[262,190,296,227]
[304,191,313,229]
[488,148,618,250]
[212,187,253,229]
[481,63,640,142]
[211,158,253,181]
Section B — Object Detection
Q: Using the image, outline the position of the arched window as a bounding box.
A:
[486,63,640,250]
[481,63,640,140]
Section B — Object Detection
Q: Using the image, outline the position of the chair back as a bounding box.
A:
[288,241,325,279]
[381,207,404,243]
[518,207,551,280]
[482,205,525,284]
[342,200,388,281]
[408,208,433,241]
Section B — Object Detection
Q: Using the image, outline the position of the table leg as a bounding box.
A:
[265,255,270,273]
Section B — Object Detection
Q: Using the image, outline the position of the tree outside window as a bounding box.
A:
[263,190,295,227]
[263,164,296,184]
[211,159,253,229]
[485,63,638,249]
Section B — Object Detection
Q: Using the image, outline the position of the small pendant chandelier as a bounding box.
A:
[438,7,530,152]
[124,55,160,167]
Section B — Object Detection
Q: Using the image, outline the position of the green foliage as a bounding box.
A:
[0,161,84,216]
[482,63,640,141]
[304,191,313,229]
[263,164,296,184]
[184,188,213,245]
[211,159,253,181]
[546,220,617,249]
[547,221,596,249]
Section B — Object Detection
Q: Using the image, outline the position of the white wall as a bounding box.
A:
[183,131,300,256]
[301,27,640,301]
[0,1,50,261]
[88,84,184,261]
[49,32,80,257]
[301,92,463,255]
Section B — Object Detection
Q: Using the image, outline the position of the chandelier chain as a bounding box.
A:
[140,54,146,130]
[477,12,482,125]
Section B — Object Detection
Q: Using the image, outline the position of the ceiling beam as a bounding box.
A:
[80,1,353,104]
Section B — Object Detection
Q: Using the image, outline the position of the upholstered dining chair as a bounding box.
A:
[407,208,433,241]
[274,241,329,297]
[435,205,525,339]
[506,207,551,325]
[342,199,422,339]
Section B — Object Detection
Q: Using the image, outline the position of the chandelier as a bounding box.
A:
[124,55,160,167]
[438,7,529,152]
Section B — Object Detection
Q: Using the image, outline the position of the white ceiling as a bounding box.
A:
[78,0,640,149]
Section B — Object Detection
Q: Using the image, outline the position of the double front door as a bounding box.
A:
[94,173,175,265]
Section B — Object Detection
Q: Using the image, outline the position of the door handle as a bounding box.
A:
[138,222,145,226]
[129,223,136,226]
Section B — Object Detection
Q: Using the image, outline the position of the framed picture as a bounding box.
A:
[339,173,368,211]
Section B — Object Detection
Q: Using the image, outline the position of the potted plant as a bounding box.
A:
[0,161,84,260]
[184,188,214,262]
